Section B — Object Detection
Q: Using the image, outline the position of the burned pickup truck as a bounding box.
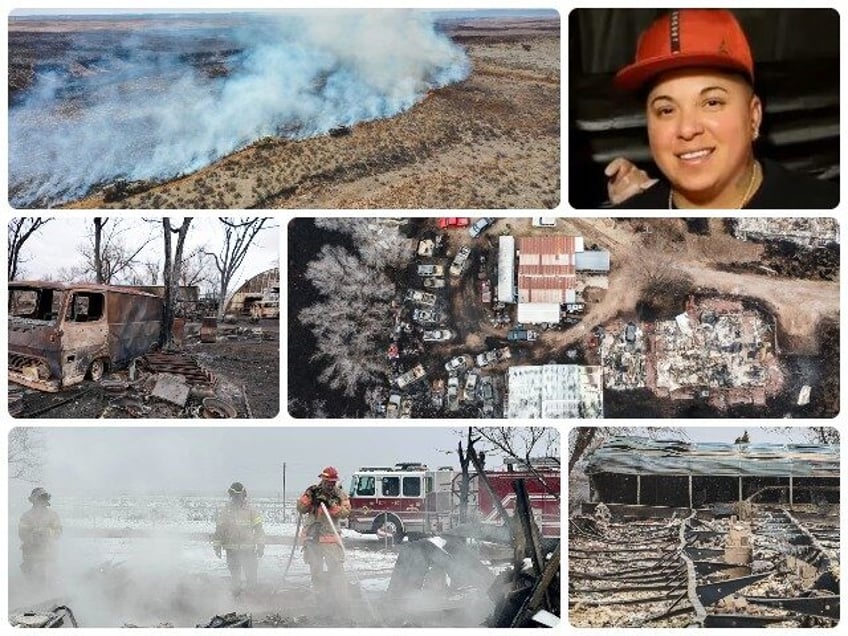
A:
[9,282,162,392]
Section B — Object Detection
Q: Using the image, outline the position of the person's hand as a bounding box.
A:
[256,544,264,558]
[605,157,658,204]
[214,545,222,559]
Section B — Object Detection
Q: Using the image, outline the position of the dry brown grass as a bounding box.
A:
[66,20,560,210]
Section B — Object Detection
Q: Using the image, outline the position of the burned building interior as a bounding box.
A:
[570,437,839,627]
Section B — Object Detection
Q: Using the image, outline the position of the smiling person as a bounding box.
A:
[611,9,838,209]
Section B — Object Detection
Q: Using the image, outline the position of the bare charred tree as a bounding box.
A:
[160,218,193,349]
[568,427,598,475]
[456,428,480,524]
[8,218,51,281]
[204,218,272,321]
[808,427,840,445]
[763,426,840,445]
[8,428,45,483]
[142,259,161,285]
[299,244,395,397]
[94,217,105,283]
[472,427,560,498]
[180,247,212,289]
[63,218,157,284]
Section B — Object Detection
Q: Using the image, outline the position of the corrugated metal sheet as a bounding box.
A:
[497,236,515,303]
[517,236,576,304]
[585,436,839,478]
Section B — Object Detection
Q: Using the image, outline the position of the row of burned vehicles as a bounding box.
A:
[384,227,538,418]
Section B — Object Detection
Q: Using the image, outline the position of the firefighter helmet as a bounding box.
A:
[28,487,50,504]
[319,466,339,481]
[228,482,247,497]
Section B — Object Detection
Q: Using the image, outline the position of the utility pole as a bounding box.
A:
[282,462,287,522]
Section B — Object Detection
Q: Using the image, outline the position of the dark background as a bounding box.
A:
[569,9,840,208]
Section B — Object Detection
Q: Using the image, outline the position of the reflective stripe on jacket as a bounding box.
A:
[212,502,264,551]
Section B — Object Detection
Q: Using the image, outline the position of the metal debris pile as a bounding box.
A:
[570,503,839,628]
[96,352,244,419]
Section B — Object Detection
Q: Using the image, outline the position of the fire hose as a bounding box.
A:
[320,502,381,624]
[280,512,303,583]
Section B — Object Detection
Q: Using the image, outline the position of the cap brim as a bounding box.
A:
[614,54,752,92]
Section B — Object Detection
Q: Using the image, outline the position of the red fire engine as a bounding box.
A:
[346,459,560,541]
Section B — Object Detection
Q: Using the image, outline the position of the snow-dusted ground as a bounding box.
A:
[8,495,409,627]
[9,495,498,627]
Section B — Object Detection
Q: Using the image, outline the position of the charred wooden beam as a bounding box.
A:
[509,543,560,628]
[703,613,791,627]
[745,595,840,619]
[695,573,771,607]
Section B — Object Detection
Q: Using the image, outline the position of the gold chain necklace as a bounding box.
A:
[668,160,760,209]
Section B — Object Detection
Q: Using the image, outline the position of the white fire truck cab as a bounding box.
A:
[346,459,560,541]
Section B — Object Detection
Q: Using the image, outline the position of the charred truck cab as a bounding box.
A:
[347,460,560,541]
[8,281,162,392]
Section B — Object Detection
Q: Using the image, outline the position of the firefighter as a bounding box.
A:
[212,482,265,593]
[297,466,351,600]
[19,487,63,585]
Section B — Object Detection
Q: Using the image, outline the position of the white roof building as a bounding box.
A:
[507,364,604,419]
[497,235,516,303]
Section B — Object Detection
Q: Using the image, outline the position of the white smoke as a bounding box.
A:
[9,10,470,207]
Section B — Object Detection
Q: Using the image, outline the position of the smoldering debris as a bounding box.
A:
[197,612,252,627]
[10,605,78,628]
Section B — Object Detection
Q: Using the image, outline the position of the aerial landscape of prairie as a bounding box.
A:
[8,9,560,209]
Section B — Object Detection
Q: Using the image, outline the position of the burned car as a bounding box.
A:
[8,282,162,392]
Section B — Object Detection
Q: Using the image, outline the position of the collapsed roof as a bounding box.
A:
[585,436,839,479]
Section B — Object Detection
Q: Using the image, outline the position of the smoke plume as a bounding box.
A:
[9,10,470,207]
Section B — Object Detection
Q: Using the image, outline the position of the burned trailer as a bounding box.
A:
[584,436,839,509]
[9,281,162,392]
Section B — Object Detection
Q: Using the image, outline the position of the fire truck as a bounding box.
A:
[345,458,560,541]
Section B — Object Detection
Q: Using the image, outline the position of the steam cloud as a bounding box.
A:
[9,10,470,207]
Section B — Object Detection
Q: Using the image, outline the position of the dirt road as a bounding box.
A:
[537,219,838,355]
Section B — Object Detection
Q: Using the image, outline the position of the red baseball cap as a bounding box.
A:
[615,9,754,92]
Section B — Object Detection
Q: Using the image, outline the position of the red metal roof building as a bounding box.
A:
[517,236,578,322]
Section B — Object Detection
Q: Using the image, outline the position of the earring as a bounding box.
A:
[752,128,760,140]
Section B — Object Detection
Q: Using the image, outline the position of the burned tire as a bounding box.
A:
[371,513,404,542]
[88,358,106,382]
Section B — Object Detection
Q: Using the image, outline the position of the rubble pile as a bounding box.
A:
[94,352,245,419]
[570,503,839,628]
[651,298,782,404]
[569,514,693,627]
[599,321,647,390]
[733,218,840,248]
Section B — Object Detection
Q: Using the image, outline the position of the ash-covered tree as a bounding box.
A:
[315,218,412,268]
[299,244,395,397]
[204,218,273,321]
[8,218,51,281]
[160,218,193,349]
